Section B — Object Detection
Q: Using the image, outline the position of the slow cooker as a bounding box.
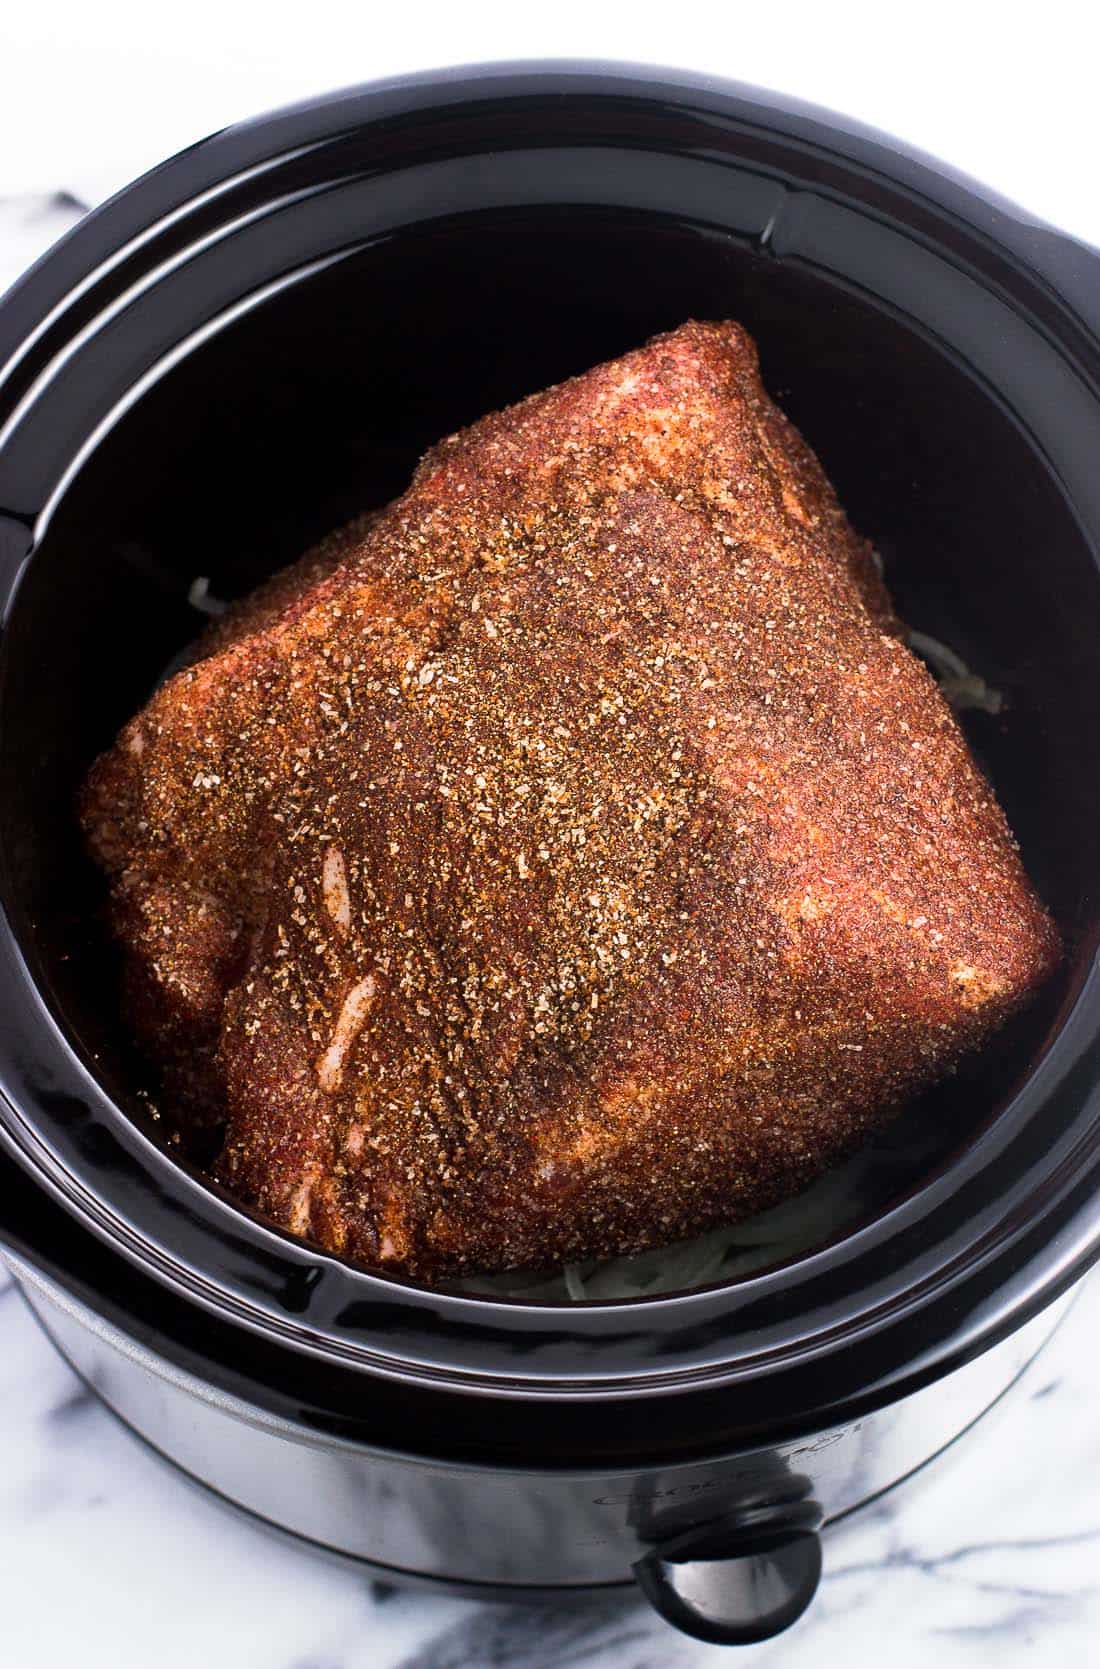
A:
[1,63,1099,1647]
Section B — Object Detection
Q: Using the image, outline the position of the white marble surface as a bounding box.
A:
[3,151,1100,1666]
[4,4,1100,249]
[2,1256,1099,1669]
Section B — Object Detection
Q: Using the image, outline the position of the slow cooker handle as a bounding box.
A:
[1018,224,1100,347]
[632,1500,823,1646]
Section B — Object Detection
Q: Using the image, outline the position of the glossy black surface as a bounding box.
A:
[18,1263,1070,1594]
[634,1506,824,1645]
[1,66,1100,1461]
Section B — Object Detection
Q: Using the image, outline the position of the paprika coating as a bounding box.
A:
[81,321,1060,1277]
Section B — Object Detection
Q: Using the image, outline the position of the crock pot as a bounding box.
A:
[2,62,1099,1647]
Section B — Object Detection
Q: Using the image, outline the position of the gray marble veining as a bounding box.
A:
[3,1253,1099,1669]
[1,192,1098,1669]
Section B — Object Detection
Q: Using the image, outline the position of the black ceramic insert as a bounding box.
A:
[1,65,1099,1468]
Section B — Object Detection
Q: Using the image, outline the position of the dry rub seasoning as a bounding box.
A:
[81,322,1060,1277]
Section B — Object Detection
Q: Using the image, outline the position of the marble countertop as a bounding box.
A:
[3,1255,1099,1669]
[2,186,1099,1669]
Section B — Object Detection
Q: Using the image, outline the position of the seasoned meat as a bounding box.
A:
[80,321,1060,1277]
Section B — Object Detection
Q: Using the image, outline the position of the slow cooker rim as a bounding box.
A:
[2,58,1099,400]
[3,61,1100,1405]
[2,1197,1088,1465]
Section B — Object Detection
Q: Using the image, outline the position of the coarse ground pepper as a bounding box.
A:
[81,321,1060,1277]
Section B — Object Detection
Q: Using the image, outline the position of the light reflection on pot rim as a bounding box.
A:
[0,64,1099,1429]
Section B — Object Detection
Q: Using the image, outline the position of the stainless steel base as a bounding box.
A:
[8,1256,1074,1594]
